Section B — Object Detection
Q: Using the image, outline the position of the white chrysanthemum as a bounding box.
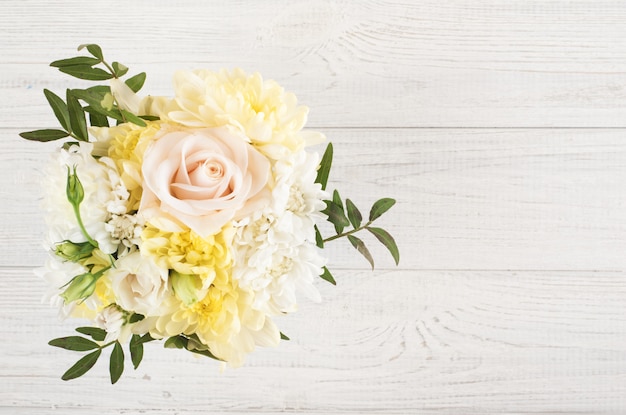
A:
[35,253,86,319]
[271,150,327,236]
[232,150,327,314]
[41,142,128,254]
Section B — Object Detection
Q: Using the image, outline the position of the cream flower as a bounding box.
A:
[110,78,141,114]
[107,252,169,316]
[161,68,324,160]
[140,126,270,237]
[95,304,128,343]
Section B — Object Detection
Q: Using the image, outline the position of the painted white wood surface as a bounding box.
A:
[1,1,626,414]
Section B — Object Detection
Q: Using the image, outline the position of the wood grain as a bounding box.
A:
[2,0,626,128]
[2,0,626,414]
[2,268,625,413]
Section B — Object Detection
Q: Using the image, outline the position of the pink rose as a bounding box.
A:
[140,127,270,236]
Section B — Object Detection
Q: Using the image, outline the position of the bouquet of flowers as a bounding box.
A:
[21,44,399,383]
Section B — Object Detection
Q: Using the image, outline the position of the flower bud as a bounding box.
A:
[60,272,98,304]
[66,165,84,207]
[170,270,202,305]
[110,78,141,114]
[55,240,95,262]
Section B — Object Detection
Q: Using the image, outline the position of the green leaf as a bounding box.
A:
[85,85,112,95]
[129,335,144,370]
[128,313,145,324]
[58,65,113,81]
[369,198,396,222]
[322,200,349,234]
[70,86,109,104]
[121,109,147,127]
[66,90,88,141]
[367,227,400,265]
[347,235,374,270]
[332,189,342,207]
[75,327,106,342]
[280,332,290,341]
[84,105,124,122]
[314,225,324,248]
[315,142,333,190]
[49,336,100,351]
[43,89,71,131]
[78,44,104,61]
[50,56,101,68]
[89,111,109,127]
[112,61,129,77]
[164,336,187,349]
[139,115,160,121]
[319,266,336,285]
[345,198,362,228]
[125,72,146,93]
[61,349,101,381]
[72,87,123,122]
[19,129,69,142]
[109,342,124,384]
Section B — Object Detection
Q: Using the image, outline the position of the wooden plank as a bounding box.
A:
[2,0,626,128]
[3,128,626,270]
[2,268,625,413]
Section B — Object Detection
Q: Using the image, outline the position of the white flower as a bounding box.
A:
[41,142,128,254]
[110,78,141,114]
[35,253,87,319]
[108,252,169,316]
[231,149,328,314]
[272,149,327,228]
[95,304,127,343]
[105,213,143,253]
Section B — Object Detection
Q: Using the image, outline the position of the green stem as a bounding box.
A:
[101,59,116,78]
[72,204,98,247]
[99,340,118,349]
[322,221,372,243]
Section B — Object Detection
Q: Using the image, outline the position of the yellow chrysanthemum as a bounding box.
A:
[151,265,279,366]
[100,121,162,211]
[163,68,324,160]
[140,223,279,364]
[140,224,233,282]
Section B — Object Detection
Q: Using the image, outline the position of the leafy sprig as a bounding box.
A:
[314,143,400,284]
[19,43,150,143]
[49,326,155,384]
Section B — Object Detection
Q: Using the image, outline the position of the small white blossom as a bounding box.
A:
[105,213,143,255]
[95,304,127,342]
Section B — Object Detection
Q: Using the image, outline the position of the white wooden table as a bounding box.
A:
[1,1,625,413]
